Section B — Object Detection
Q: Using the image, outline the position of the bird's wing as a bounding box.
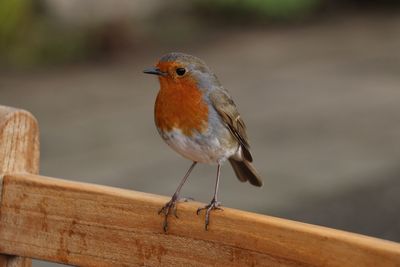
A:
[209,88,253,162]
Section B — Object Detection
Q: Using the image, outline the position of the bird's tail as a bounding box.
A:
[229,158,263,187]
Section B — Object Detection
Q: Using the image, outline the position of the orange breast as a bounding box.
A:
[154,76,209,137]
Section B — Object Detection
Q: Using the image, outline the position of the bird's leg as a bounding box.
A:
[159,161,197,232]
[197,163,223,230]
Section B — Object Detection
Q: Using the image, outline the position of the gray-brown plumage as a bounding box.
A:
[210,89,262,187]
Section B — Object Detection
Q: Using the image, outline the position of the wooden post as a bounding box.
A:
[0,106,40,267]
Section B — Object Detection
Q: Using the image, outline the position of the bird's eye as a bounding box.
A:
[176,68,186,76]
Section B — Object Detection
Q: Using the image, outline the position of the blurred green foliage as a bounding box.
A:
[0,0,322,67]
[0,0,87,67]
[196,0,321,21]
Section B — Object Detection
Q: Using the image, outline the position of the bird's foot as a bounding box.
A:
[196,198,223,230]
[159,195,193,232]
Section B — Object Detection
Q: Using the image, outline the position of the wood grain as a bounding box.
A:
[0,173,399,267]
[0,106,39,267]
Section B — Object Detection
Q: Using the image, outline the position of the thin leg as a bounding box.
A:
[159,161,197,232]
[197,163,223,230]
[212,164,221,202]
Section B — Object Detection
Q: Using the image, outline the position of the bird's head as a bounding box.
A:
[143,52,219,92]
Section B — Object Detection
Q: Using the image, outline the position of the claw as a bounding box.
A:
[159,196,193,232]
[181,197,194,202]
[158,205,167,215]
[197,199,223,230]
[158,200,175,232]
[173,205,179,218]
[196,208,202,215]
[163,219,168,232]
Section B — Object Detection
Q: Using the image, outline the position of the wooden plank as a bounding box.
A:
[0,174,399,267]
[0,106,39,267]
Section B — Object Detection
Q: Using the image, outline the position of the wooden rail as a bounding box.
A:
[0,105,399,267]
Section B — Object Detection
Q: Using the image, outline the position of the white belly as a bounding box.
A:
[160,128,238,164]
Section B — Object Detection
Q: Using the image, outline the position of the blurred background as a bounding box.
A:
[1,0,400,266]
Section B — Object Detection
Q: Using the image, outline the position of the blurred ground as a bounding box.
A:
[1,12,400,267]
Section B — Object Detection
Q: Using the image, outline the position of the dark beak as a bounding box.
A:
[143,67,166,76]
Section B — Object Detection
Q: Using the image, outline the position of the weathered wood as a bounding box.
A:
[0,106,39,267]
[0,173,399,267]
[0,105,399,267]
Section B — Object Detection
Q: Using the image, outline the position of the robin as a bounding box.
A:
[144,52,262,232]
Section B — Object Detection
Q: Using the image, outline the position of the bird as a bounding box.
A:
[143,52,262,232]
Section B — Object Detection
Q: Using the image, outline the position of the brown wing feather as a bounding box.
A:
[210,89,253,162]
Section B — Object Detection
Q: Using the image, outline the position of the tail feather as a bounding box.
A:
[229,158,263,187]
